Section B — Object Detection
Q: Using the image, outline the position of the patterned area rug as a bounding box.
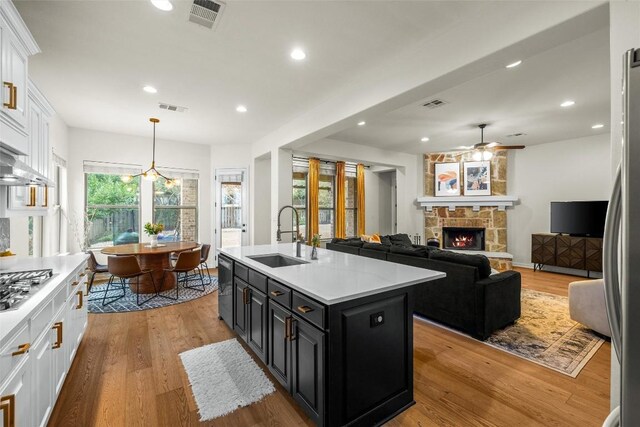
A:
[88,274,218,313]
[484,288,605,377]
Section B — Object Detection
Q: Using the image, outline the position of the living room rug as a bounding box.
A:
[180,339,275,421]
[88,275,217,313]
[483,288,605,377]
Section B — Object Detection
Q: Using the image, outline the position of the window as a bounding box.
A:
[318,174,335,239]
[153,178,198,242]
[85,173,140,248]
[292,172,307,239]
[345,176,357,237]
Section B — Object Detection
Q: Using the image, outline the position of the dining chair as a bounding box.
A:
[163,249,205,300]
[199,244,211,280]
[104,255,158,306]
[86,251,108,297]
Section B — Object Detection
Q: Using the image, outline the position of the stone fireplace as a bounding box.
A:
[421,150,515,271]
[442,227,485,251]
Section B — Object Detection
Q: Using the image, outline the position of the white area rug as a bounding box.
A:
[179,338,275,421]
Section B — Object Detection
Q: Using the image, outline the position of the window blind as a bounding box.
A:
[83,160,141,176]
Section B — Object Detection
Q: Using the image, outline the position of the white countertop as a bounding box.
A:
[0,254,88,348]
[219,244,445,304]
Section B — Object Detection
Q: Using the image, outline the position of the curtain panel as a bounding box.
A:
[335,161,346,239]
[308,158,320,243]
[357,163,366,236]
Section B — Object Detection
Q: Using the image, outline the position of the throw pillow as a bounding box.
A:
[370,234,381,244]
[429,250,492,279]
[331,237,364,247]
[380,235,392,246]
[386,233,413,248]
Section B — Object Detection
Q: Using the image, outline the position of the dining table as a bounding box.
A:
[101,241,199,293]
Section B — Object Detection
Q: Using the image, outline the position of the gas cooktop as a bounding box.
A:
[0,269,54,311]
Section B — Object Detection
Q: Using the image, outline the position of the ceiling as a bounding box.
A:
[15,0,487,146]
[329,25,611,154]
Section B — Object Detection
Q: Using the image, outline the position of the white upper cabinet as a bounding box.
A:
[0,0,40,155]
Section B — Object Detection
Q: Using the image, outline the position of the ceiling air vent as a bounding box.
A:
[159,102,188,113]
[422,99,448,109]
[189,0,225,29]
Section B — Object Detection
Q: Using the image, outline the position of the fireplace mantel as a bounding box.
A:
[416,195,519,212]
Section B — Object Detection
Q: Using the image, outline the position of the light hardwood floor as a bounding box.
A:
[48,268,610,427]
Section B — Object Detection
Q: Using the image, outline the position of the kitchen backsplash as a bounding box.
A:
[0,218,9,251]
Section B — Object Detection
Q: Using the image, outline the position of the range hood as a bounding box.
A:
[0,143,55,187]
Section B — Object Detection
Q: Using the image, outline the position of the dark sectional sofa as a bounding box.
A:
[326,234,521,340]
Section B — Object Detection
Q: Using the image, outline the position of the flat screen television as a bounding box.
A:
[550,201,609,237]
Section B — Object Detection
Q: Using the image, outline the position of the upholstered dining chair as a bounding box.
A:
[104,255,158,306]
[86,251,108,297]
[199,244,212,280]
[163,249,205,300]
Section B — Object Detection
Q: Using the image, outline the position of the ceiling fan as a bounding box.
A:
[452,124,525,160]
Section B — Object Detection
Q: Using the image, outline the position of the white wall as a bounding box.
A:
[252,155,271,245]
[365,169,394,236]
[507,134,611,266]
[67,127,212,254]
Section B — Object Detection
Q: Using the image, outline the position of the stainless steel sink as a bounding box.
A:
[247,254,309,268]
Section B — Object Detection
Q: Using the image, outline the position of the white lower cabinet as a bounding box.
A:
[0,356,31,427]
[32,330,53,427]
[0,261,88,427]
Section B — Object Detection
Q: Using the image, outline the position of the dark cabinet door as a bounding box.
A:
[268,301,292,391]
[234,278,249,341]
[291,315,325,424]
[247,287,268,363]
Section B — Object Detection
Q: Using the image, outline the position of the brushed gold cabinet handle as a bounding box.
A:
[10,85,16,109]
[270,290,283,297]
[284,316,292,340]
[11,343,30,357]
[71,281,79,286]
[76,290,83,309]
[52,322,63,349]
[79,272,86,277]
[3,81,15,109]
[297,305,313,314]
[289,318,297,341]
[84,282,89,296]
[25,186,36,207]
[0,394,15,427]
[242,287,250,305]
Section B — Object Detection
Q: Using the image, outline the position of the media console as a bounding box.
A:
[531,233,603,277]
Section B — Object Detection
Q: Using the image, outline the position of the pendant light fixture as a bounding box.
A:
[121,118,175,188]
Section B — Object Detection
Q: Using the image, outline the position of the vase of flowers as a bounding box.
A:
[144,222,164,247]
[311,234,321,260]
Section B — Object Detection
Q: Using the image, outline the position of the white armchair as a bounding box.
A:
[568,279,611,337]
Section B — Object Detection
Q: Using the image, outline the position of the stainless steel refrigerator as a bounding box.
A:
[603,48,640,427]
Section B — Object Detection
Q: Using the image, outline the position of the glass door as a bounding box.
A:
[215,168,249,253]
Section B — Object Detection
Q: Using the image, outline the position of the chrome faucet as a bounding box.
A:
[277,206,302,254]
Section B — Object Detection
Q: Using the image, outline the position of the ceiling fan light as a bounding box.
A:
[472,151,482,161]
[483,151,493,161]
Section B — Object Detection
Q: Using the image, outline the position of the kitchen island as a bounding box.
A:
[218,244,445,426]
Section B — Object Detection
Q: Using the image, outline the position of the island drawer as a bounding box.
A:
[267,279,291,309]
[235,263,249,282]
[249,270,268,293]
[292,292,325,329]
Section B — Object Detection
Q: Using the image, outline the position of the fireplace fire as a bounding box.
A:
[442,227,485,251]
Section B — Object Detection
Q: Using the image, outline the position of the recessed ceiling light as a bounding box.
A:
[421,137,430,142]
[592,123,604,129]
[357,121,366,126]
[236,105,247,113]
[150,0,173,11]
[290,48,306,61]
[505,60,522,69]
[143,85,157,94]
[560,100,575,107]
